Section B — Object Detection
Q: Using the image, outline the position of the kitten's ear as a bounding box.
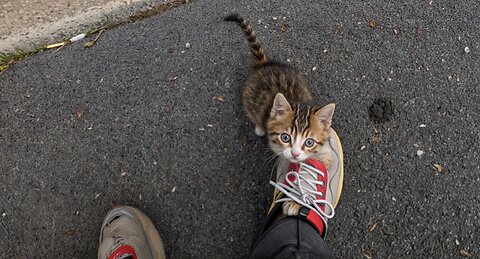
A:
[271,93,292,118]
[315,103,335,128]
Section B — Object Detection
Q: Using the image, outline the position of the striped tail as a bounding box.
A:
[225,13,270,69]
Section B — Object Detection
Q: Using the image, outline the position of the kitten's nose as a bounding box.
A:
[291,151,300,158]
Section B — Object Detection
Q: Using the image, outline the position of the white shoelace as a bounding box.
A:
[270,162,335,222]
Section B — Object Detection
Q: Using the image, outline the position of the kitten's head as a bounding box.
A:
[267,93,335,163]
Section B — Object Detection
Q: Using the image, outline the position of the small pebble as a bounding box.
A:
[417,150,425,156]
[360,145,366,150]
[185,43,191,49]
[2,213,6,217]
[312,66,317,71]
[272,17,278,20]
[172,186,176,193]
[419,124,427,128]
[464,47,470,53]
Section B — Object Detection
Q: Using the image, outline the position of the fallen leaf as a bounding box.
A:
[459,250,471,257]
[432,163,448,174]
[369,135,382,144]
[368,222,379,233]
[84,164,92,173]
[84,29,105,48]
[369,19,377,29]
[415,28,424,36]
[64,228,75,236]
[364,245,373,259]
[280,24,286,33]
[75,108,85,120]
[46,42,66,49]
[335,24,342,34]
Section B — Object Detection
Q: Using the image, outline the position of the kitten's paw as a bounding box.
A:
[255,126,265,136]
[319,153,333,168]
[283,201,302,216]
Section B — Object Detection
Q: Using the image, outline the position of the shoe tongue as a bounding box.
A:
[288,163,300,172]
[304,158,325,169]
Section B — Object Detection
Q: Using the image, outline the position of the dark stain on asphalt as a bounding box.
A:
[369,98,394,123]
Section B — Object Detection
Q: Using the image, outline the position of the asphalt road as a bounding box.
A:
[1,0,479,258]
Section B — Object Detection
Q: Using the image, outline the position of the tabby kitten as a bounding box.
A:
[225,14,336,216]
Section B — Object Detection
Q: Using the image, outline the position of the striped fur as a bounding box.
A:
[226,13,336,217]
[224,13,270,68]
[225,13,335,166]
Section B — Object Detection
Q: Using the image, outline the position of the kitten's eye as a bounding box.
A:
[280,133,291,143]
[304,138,315,147]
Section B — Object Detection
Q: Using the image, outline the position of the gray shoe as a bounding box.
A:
[98,206,166,259]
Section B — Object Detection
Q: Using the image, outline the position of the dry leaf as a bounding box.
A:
[84,29,105,48]
[432,164,448,174]
[415,28,424,36]
[335,24,342,34]
[46,42,66,49]
[369,19,377,29]
[459,250,471,257]
[369,135,382,144]
[280,24,286,33]
[364,245,373,259]
[75,108,85,120]
[64,228,75,236]
[368,222,379,233]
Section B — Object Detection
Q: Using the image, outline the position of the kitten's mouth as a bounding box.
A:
[288,158,302,164]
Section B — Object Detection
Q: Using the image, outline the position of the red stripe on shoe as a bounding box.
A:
[306,209,325,236]
[108,244,137,259]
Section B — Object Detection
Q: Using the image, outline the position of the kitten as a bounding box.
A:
[225,14,336,216]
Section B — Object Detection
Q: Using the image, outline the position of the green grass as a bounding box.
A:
[0,47,46,73]
[0,0,193,73]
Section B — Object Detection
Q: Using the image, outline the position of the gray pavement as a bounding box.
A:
[1,0,479,258]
